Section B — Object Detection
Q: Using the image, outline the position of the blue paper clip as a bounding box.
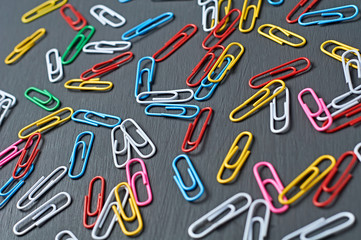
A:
[122,12,174,41]
[298,5,359,26]
[145,104,200,119]
[119,0,132,2]
[0,165,34,208]
[194,57,232,101]
[172,154,204,202]
[68,131,94,179]
[72,109,122,128]
[135,56,155,100]
[267,0,283,6]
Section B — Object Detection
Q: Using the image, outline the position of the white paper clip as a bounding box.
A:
[243,199,270,240]
[0,90,16,126]
[353,142,361,163]
[17,166,67,211]
[0,90,16,107]
[55,230,78,240]
[13,192,72,236]
[342,50,361,94]
[198,0,218,32]
[83,41,132,54]
[45,49,63,83]
[282,212,355,240]
[90,5,126,28]
[188,192,252,239]
[136,89,194,104]
[270,87,290,134]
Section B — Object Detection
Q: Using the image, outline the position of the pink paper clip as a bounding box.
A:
[125,158,152,207]
[253,162,289,214]
[298,88,332,131]
[0,139,33,167]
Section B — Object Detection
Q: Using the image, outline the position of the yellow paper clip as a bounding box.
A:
[207,42,244,83]
[258,24,306,48]
[320,40,359,69]
[112,182,143,236]
[278,155,336,205]
[18,107,73,139]
[217,131,253,184]
[21,0,68,23]
[64,78,113,91]
[239,0,262,33]
[230,80,285,122]
[5,28,46,65]
[211,0,232,32]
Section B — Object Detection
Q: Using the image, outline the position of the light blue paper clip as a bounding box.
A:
[145,103,200,119]
[68,131,94,179]
[72,109,122,128]
[298,5,359,26]
[267,0,283,6]
[135,56,156,100]
[119,0,132,2]
[172,154,204,202]
[122,12,174,41]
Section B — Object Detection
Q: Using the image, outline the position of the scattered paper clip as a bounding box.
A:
[21,0,67,23]
[230,80,285,122]
[45,49,63,83]
[24,87,60,111]
[258,24,306,47]
[198,0,218,32]
[322,103,361,133]
[342,50,361,93]
[5,28,46,65]
[0,90,16,107]
[278,155,336,205]
[17,166,67,210]
[211,0,232,32]
[268,0,283,6]
[217,131,253,184]
[173,154,204,202]
[243,199,270,240]
[13,192,72,236]
[83,41,131,54]
[0,99,12,126]
[84,176,105,229]
[188,192,252,239]
[55,230,78,240]
[72,109,121,128]
[270,87,290,134]
[145,104,200,119]
[0,139,33,168]
[135,56,155,100]
[239,0,262,33]
[286,0,319,24]
[60,3,87,31]
[354,142,361,163]
[320,40,359,69]
[122,12,174,41]
[136,89,194,104]
[64,78,113,91]
[90,5,126,28]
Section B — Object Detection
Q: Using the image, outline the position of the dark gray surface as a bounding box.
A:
[1,0,361,239]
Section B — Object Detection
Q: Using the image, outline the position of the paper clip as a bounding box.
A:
[0,139,33,168]
[61,25,95,65]
[249,57,311,89]
[243,199,270,240]
[45,49,63,83]
[13,192,72,236]
[198,0,218,32]
[136,89,194,104]
[298,88,332,131]
[5,28,46,65]
[18,107,73,139]
[64,78,113,91]
[55,230,78,240]
[268,0,283,6]
[342,50,361,93]
[172,154,204,202]
[239,0,262,33]
[68,131,94,179]
[135,56,155,100]
[80,52,133,80]
[0,165,34,208]
[210,0,232,32]
[278,155,336,205]
[188,192,252,239]
[313,151,357,208]
[0,90,16,107]
[21,0,67,23]
[84,176,105,229]
[299,5,359,26]
[126,158,152,206]
[322,103,361,133]
[83,41,131,54]
[194,70,221,101]
[282,212,355,240]
[253,162,289,214]
[182,107,213,153]
[90,5,126,28]
[72,109,121,128]
[270,87,290,134]
[0,99,12,126]
[153,24,197,62]
[112,182,143,236]
[258,24,306,47]
[207,42,244,83]
[24,87,60,112]
[230,80,285,122]
[122,12,174,41]
[286,0,319,24]
[17,166,67,210]
[60,3,87,31]
[145,104,200,119]
[320,40,359,69]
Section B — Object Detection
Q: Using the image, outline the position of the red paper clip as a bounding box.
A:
[12,133,41,180]
[83,176,105,229]
[286,0,320,24]
[182,107,213,153]
[152,24,197,62]
[80,52,133,80]
[323,103,361,133]
[60,4,87,31]
[313,151,358,207]
[202,9,241,51]
[249,57,311,89]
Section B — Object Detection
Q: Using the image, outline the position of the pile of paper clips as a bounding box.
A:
[1,0,361,239]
